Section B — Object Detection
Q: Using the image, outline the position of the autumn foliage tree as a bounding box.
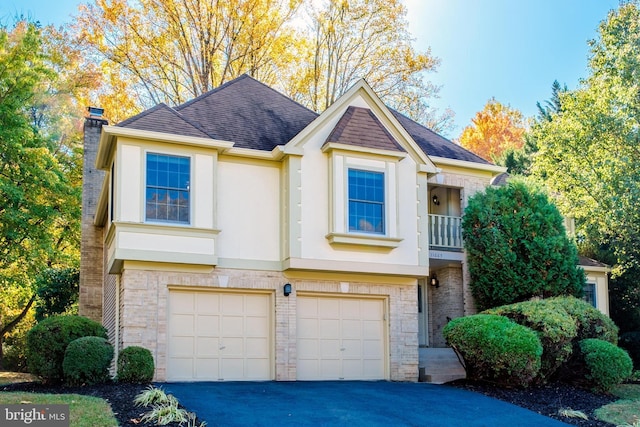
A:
[283,0,451,131]
[0,21,89,369]
[76,0,451,130]
[77,0,303,109]
[458,98,527,162]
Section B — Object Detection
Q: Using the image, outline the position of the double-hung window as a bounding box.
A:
[348,168,385,234]
[583,283,597,308]
[145,153,190,224]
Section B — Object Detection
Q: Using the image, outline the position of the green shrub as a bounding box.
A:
[2,311,35,372]
[620,331,640,369]
[443,314,542,387]
[462,180,585,311]
[484,300,577,381]
[63,336,113,386]
[25,315,107,384]
[35,268,79,321]
[546,296,618,344]
[117,346,155,383]
[579,338,632,393]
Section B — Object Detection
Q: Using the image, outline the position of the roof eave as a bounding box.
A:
[430,156,506,176]
[95,125,235,169]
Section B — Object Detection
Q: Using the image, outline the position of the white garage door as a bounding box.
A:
[297,296,386,380]
[168,291,271,381]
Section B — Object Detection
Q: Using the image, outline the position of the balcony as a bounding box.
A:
[429,214,463,250]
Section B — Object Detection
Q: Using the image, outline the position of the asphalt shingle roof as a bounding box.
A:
[117,103,210,139]
[325,106,405,152]
[176,75,319,151]
[578,256,609,268]
[390,109,490,164]
[116,74,490,165]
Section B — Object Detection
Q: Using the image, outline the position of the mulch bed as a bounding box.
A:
[2,379,620,426]
[450,379,618,426]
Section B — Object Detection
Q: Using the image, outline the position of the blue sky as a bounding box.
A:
[1,0,621,137]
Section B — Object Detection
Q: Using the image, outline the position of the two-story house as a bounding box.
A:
[80,75,606,383]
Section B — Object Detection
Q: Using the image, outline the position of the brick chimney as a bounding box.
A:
[79,107,108,322]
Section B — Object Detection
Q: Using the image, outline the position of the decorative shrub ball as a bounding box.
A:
[117,346,155,383]
[443,314,542,388]
[26,315,107,384]
[484,299,577,382]
[63,336,114,386]
[579,338,632,393]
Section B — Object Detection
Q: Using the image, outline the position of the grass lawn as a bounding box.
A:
[1,372,119,427]
[0,392,118,427]
[595,384,640,426]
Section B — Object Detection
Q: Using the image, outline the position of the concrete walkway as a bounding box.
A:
[163,381,568,427]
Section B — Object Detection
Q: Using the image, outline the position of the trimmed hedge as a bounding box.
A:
[546,297,618,344]
[63,336,114,386]
[117,346,155,383]
[484,300,577,381]
[619,331,640,369]
[443,314,542,387]
[579,338,632,393]
[26,315,107,384]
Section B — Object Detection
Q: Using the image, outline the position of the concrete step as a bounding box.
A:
[419,347,466,384]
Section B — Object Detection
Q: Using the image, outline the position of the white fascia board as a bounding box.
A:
[430,156,506,175]
[96,125,234,169]
[282,79,438,172]
[321,142,407,160]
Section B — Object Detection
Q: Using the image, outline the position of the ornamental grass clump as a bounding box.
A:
[443,314,542,387]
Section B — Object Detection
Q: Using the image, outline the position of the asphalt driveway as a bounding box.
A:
[163,381,568,427]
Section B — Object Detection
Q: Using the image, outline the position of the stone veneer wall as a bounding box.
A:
[428,266,464,347]
[79,117,107,322]
[117,267,418,382]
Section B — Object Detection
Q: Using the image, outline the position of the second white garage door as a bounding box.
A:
[168,290,271,381]
[297,296,386,380]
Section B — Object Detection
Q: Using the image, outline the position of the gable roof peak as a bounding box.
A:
[324,106,405,153]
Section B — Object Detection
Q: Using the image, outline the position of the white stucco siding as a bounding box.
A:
[118,143,142,222]
[217,159,280,262]
[297,113,420,266]
[193,153,215,229]
[119,231,215,254]
[585,270,610,316]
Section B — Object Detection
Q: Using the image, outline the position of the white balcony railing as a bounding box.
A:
[429,214,463,249]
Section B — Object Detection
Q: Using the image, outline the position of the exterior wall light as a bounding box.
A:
[430,274,439,288]
[432,195,440,206]
[284,283,292,296]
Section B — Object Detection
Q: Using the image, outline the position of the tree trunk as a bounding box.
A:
[0,293,36,371]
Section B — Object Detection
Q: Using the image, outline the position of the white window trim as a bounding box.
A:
[143,150,194,227]
[324,148,403,249]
